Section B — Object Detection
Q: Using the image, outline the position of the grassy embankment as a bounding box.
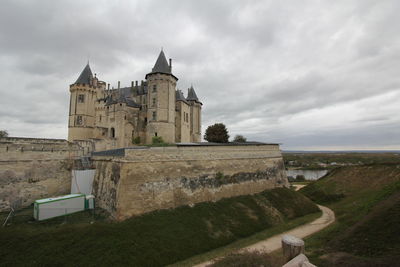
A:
[0,187,318,267]
[284,152,400,170]
[300,163,400,266]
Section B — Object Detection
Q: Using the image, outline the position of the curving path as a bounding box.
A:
[194,205,335,267]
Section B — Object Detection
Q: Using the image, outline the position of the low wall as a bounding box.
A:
[92,143,288,220]
[0,137,83,212]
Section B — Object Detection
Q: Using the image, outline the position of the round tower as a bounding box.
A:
[68,63,97,141]
[145,50,178,144]
[186,85,202,142]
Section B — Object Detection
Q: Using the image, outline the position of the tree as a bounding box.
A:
[204,123,229,143]
[233,135,247,143]
[295,175,306,182]
[0,130,8,138]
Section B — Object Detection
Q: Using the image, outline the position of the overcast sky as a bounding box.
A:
[0,0,399,150]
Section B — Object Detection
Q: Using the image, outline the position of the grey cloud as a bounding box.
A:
[0,0,399,149]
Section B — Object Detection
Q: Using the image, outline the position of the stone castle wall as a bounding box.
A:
[0,137,83,212]
[92,144,288,220]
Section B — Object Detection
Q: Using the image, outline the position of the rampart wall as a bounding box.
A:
[92,144,288,220]
[0,137,82,212]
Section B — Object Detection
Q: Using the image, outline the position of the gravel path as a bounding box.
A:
[194,205,335,267]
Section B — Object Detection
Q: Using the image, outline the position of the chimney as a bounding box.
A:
[141,80,144,85]
[169,58,172,71]
[107,83,110,90]
[118,81,120,89]
[135,80,138,86]
[131,81,134,88]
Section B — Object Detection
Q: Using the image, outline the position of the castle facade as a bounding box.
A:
[68,50,202,149]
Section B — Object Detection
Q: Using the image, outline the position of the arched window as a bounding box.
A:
[110,128,115,138]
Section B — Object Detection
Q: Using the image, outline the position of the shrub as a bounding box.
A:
[152,136,164,144]
[295,175,306,182]
[132,136,141,144]
[215,171,224,179]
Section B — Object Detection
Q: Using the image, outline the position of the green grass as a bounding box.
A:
[169,211,321,267]
[299,164,400,265]
[0,187,318,267]
[283,152,400,170]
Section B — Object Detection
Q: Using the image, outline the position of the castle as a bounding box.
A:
[68,50,202,150]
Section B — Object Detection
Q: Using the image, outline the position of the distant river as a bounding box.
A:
[286,169,328,180]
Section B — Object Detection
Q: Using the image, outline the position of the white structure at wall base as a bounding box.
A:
[33,194,86,221]
[71,169,95,195]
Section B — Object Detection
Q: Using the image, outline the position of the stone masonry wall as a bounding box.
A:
[0,137,83,212]
[92,144,288,220]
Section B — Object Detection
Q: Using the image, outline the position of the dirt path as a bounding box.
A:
[194,205,335,267]
[292,184,306,191]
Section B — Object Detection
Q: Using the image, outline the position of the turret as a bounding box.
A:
[187,85,202,142]
[68,63,97,142]
[145,50,178,144]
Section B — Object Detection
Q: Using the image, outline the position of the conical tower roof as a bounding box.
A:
[176,89,188,104]
[75,63,93,85]
[152,50,170,74]
[146,50,178,80]
[187,85,200,102]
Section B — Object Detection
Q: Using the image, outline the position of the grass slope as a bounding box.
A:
[300,164,400,266]
[0,187,318,267]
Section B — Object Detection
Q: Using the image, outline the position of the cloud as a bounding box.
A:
[0,0,399,149]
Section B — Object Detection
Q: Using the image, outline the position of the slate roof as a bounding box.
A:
[152,50,171,74]
[105,90,141,108]
[186,85,201,104]
[145,50,178,80]
[175,90,189,104]
[75,63,93,85]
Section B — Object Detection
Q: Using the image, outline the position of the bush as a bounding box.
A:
[132,136,141,144]
[233,135,247,143]
[295,175,306,182]
[152,136,164,144]
[204,123,229,143]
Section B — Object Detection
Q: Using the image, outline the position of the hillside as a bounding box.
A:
[300,164,400,266]
[0,187,318,267]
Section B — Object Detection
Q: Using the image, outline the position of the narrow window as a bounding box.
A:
[110,128,115,138]
[76,115,83,125]
[99,115,102,122]
[152,98,156,107]
[155,132,158,137]
[78,94,85,103]
[152,111,156,121]
[153,85,157,92]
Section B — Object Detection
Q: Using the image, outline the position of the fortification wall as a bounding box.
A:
[92,144,288,220]
[0,137,82,212]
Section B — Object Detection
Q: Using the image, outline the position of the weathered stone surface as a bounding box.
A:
[282,253,309,267]
[92,144,288,220]
[0,137,82,212]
